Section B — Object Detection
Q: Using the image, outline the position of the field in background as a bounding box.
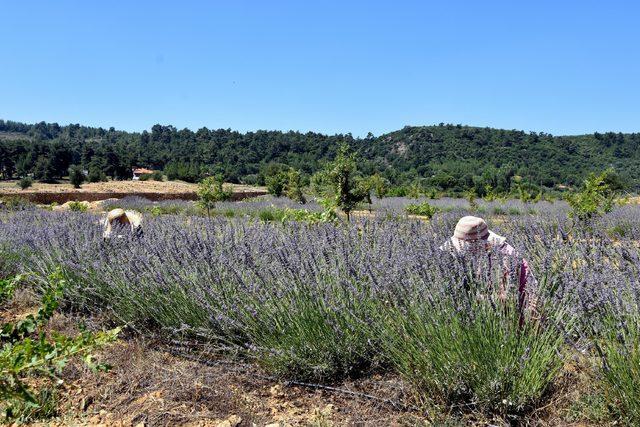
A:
[0,179,267,204]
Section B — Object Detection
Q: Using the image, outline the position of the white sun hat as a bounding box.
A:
[449,216,505,252]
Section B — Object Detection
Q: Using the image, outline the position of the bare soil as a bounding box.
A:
[0,180,263,195]
[0,180,267,204]
[2,294,604,426]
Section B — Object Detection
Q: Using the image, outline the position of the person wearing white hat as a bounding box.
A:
[441,216,538,317]
[103,208,144,239]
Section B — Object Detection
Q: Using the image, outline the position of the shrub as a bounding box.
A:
[567,169,619,222]
[87,167,107,183]
[405,201,439,218]
[68,165,84,189]
[0,271,119,423]
[284,169,306,204]
[197,175,232,216]
[17,177,33,190]
[266,171,288,197]
[0,196,33,211]
[67,201,88,212]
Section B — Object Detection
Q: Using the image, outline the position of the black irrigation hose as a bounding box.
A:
[164,344,419,413]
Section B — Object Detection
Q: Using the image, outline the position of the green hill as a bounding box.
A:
[1,119,639,194]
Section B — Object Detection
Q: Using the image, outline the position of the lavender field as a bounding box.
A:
[2,199,640,423]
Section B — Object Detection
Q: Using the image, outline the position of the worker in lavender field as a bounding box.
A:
[103,208,144,239]
[440,216,538,319]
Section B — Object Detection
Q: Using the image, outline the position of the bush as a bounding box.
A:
[67,201,88,212]
[405,201,439,218]
[17,177,33,190]
[197,175,232,216]
[68,165,84,189]
[0,196,33,211]
[567,169,619,222]
[0,271,119,423]
[87,167,107,183]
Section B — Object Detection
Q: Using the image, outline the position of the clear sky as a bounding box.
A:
[1,1,639,137]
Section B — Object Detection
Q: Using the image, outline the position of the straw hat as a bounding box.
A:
[449,216,505,252]
[103,208,143,238]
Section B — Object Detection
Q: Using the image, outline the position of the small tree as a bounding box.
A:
[369,173,388,199]
[285,168,306,204]
[266,171,288,197]
[69,165,85,189]
[197,175,232,216]
[17,177,33,191]
[567,169,620,222]
[316,144,370,222]
[406,181,422,199]
[87,167,107,183]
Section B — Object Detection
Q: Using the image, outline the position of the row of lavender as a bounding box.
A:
[0,207,638,419]
[103,194,569,217]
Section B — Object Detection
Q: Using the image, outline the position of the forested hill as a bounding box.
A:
[1,119,639,194]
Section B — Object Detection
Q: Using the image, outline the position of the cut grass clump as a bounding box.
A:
[405,202,439,218]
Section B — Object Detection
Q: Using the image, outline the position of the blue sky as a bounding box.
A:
[1,1,639,136]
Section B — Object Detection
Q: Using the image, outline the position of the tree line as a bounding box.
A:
[1,119,639,195]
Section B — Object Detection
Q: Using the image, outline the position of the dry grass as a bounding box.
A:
[0,179,263,195]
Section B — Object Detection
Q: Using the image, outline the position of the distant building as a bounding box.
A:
[132,167,154,180]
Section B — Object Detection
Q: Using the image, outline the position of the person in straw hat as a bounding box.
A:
[441,215,537,317]
[103,208,144,239]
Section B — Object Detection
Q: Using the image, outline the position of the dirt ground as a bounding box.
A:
[1,292,603,427]
[0,180,263,195]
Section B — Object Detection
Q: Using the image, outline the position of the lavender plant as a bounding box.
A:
[1,202,639,419]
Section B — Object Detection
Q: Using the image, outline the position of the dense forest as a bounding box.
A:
[1,119,639,195]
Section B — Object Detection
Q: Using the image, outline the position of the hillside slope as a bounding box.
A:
[1,120,639,192]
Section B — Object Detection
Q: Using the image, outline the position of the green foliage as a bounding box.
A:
[87,166,107,183]
[0,276,20,306]
[368,173,389,199]
[165,161,202,183]
[139,171,163,182]
[567,169,619,221]
[266,170,288,198]
[3,120,640,192]
[67,201,88,212]
[0,196,33,211]
[68,165,84,188]
[284,168,306,204]
[405,201,439,219]
[17,177,33,190]
[197,175,232,216]
[0,270,119,422]
[313,144,370,221]
[406,181,423,199]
